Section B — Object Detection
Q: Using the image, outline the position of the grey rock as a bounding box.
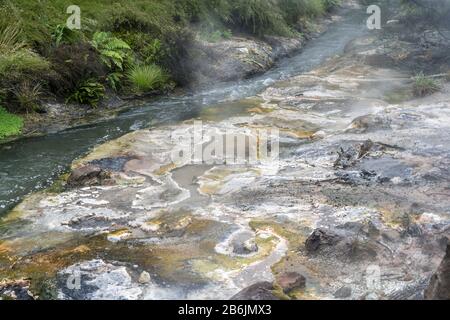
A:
[276,272,306,294]
[67,165,111,188]
[334,286,352,298]
[231,282,280,300]
[424,243,450,300]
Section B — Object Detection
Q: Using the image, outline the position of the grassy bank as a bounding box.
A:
[0,0,339,139]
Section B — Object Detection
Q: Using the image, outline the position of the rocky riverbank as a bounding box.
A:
[1,3,450,300]
[11,15,337,143]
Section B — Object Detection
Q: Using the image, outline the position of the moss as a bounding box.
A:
[0,107,23,140]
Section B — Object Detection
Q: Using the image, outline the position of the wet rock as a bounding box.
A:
[243,238,258,253]
[89,157,134,172]
[382,229,401,242]
[403,223,423,238]
[305,228,342,253]
[232,233,259,255]
[0,279,35,300]
[67,165,111,188]
[231,282,280,300]
[334,286,352,299]
[347,114,391,133]
[138,271,151,284]
[424,243,450,300]
[58,259,142,300]
[334,140,374,169]
[276,272,306,294]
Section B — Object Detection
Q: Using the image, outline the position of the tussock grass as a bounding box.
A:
[127,64,169,93]
[413,73,440,97]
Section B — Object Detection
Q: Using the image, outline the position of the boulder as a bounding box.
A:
[334,286,352,299]
[276,272,306,294]
[231,282,280,300]
[138,271,151,284]
[67,165,111,188]
[305,228,342,253]
[424,243,450,300]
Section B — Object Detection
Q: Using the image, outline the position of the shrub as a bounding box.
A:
[127,64,169,93]
[11,81,44,113]
[200,29,233,42]
[0,50,49,76]
[229,0,293,36]
[48,43,106,96]
[0,106,23,139]
[67,79,106,107]
[91,32,132,71]
[413,73,440,97]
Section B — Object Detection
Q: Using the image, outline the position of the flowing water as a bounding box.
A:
[2,4,449,300]
[0,7,367,215]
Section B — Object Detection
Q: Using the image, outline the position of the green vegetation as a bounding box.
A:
[0,0,340,129]
[400,0,450,27]
[127,64,170,94]
[67,79,106,107]
[0,107,23,139]
[91,32,132,71]
[412,73,440,97]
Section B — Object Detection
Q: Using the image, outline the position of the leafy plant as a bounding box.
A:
[127,64,169,93]
[106,72,123,91]
[51,24,80,47]
[67,79,105,107]
[0,106,23,139]
[91,32,132,71]
[413,73,440,97]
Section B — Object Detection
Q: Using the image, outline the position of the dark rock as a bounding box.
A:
[231,282,280,300]
[67,165,111,188]
[305,228,342,253]
[276,272,306,294]
[0,279,35,300]
[89,156,134,172]
[334,286,352,298]
[233,237,259,255]
[424,243,450,300]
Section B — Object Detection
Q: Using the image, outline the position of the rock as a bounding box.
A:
[347,114,390,133]
[0,279,34,300]
[364,292,379,300]
[67,165,111,188]
[243,238,258,254]
[276,272,306,294]
[386,20,400,25]
[382,229,401,242]
[305,228,342,253]
[334,286,352,298]
[138,271,151,284]
[424,243,450,300]
[231,282,280,300]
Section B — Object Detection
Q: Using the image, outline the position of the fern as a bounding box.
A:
[67,79,105,107]
[91,32,131,71]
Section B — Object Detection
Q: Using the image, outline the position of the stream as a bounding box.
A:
[0,7,367,215]
[1,4,450,300]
